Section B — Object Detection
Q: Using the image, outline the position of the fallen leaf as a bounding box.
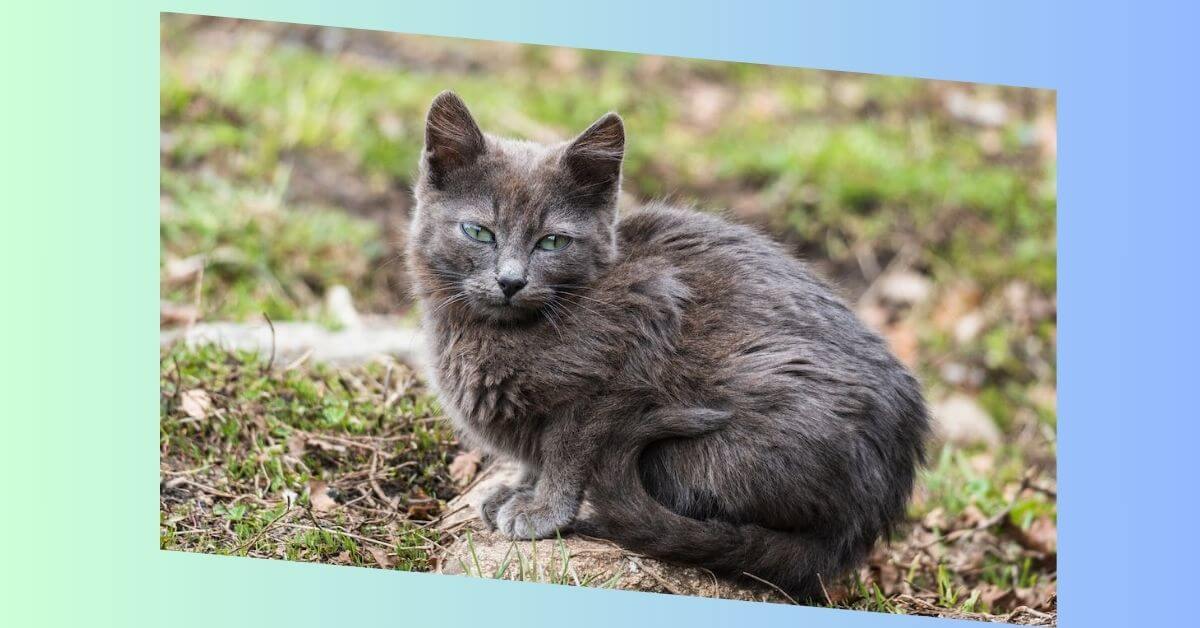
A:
[979,583,1011,608]
[286,434,307,457]
[877,561,902,595]
[883,322,919,367]
[308,480,337,513]
[1014,517,1057,555]
[160,301,199,327]
[932,283,983,331]
[448,450,482,486]
[922,507,948,531]
[306,438,347,455]
[164,255,204,284]
[366,546,393,569]
[180,389,211,420]
[405,487,440,520]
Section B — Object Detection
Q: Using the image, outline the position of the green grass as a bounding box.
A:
[160,17,1056,453]
[160,343,455,571]
[161,16,1055,311]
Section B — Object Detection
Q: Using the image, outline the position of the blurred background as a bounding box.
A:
[160,14,1056,620]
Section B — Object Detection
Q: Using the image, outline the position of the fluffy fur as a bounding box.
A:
[406,91,929,599]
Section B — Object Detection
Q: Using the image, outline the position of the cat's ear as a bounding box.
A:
[421,91,486,188]
[562,112,624,206]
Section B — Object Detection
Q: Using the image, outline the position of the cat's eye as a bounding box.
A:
[535,234,572,251]
[461,222,495,244]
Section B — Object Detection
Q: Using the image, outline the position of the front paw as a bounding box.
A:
[495,493,574,540]
[478,483,525,530]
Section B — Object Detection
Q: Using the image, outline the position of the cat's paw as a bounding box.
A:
[477,483,526,530]
[495,493,574,540]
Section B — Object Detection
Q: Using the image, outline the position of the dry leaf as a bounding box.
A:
[308,480,337,513]
[922,507,948,531]
[367,546,394,569]
[307,438,347,455]
[448,450,482,486]
[1015,517,1057,555]
[180,389,211,420]
[286,434,307,457]
[160,301,199,327]
[164,255,204,284]
[883,322,919,367]
[405,487,440,520]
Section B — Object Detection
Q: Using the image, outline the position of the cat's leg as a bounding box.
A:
[477,463,538,530]
[494,413,597,540]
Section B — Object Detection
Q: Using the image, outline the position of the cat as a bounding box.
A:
[406,91,929,599]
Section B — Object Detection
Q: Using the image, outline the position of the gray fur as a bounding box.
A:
[407,91,930,599]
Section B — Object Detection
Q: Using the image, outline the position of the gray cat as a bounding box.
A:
[407,91,929,599]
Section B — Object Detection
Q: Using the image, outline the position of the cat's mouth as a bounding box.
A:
[472,292,542,322]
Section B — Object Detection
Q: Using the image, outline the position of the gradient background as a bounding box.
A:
[3,1,1195,627]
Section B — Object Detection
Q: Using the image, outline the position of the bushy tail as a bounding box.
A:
[577,407,855,601]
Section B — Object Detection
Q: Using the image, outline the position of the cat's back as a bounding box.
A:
[614,203,900,374]
[616,203,827,308]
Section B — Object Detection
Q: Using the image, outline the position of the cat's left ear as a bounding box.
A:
[421,91,486,189]
[562,113,624,206]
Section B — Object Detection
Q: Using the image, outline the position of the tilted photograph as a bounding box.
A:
[160,14,1057,624]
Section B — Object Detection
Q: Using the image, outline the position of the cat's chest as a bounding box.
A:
[433,332,536,427]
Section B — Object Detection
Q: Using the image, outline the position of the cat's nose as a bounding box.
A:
[497,275,527,298]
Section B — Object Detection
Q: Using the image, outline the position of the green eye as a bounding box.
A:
[535,234,572,251]
[461,222,494,243]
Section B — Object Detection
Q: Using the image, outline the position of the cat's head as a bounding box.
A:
[408,91,624,323]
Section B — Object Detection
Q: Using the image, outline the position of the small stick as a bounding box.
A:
[817,572,834,606]
[233,507,291,555]
[262,312,277,371]
[742,571,799,605]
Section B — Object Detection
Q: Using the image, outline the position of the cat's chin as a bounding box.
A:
[469,299,543,325]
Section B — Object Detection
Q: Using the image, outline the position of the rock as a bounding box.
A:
[160,316,423,367]
[325,285,363,330]
[433,463,793,603]
[878,271,933,306]
[931,394,1001,447]
[953,311,986,344]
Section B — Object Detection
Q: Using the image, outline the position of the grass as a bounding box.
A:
[160,343,454,572]
[160,16,1056,452]
[160,341,1055,621]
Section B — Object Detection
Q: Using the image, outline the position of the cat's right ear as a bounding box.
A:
[562,112,625,208]
[421,91,486,189]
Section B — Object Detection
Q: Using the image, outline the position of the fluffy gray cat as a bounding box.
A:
[407,91,929,599]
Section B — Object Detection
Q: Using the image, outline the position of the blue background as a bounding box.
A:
[5,1,1197,627]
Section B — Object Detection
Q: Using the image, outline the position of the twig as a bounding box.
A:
[369,451,398,510]
[381,362,393,404]
[817,572,834,606]
[284,349,312,371]
[279,522,396,549]
[262,312,277,371]
[742,571,799,605]
[633,558,684,595]
[234,507,291,555]
[175,477,238,499]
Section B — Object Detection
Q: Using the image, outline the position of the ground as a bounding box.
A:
[160,14,1057,624]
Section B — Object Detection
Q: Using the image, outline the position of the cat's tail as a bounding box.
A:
[576,407,857,601]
